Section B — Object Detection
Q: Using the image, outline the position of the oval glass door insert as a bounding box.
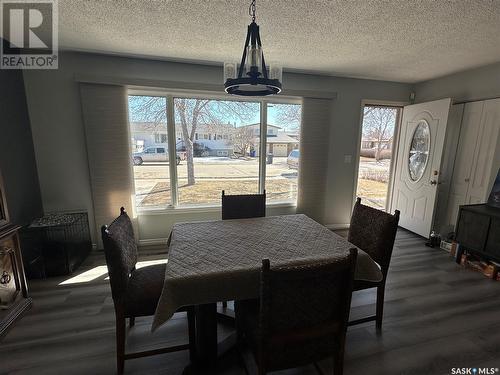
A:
[408,120,430,181]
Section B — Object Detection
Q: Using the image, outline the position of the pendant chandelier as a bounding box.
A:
[224,0,282,96]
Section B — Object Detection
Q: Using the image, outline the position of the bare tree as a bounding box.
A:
[273,104,301,134]
[362,106,397,161]
[128,96,167,130]
[232,126,255,157]
[174,99,210,185]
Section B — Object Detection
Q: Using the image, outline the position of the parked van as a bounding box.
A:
[133,147,181,165]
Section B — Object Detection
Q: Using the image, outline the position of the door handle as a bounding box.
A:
[0,271,11,284]
[430,180,438,185]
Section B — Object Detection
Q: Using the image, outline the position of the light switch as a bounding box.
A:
[344,155,352,163]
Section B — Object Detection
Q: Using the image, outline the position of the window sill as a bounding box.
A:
[137,201,297,216]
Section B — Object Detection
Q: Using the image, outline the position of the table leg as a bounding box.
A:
[194,303,218,370]
[183,303,238,375]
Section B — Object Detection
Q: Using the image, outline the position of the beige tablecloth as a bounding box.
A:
[152,214,382,331]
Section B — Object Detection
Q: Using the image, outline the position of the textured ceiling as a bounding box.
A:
[58,0,500,83]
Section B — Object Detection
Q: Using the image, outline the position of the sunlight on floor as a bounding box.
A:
[135,259,168,268]
[58,259,168,285]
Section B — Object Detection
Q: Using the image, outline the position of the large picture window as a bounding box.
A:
[128,93,301,210]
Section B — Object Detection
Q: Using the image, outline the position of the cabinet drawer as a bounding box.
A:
[456,210,490,251]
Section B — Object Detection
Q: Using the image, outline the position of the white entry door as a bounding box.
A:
[391,98,452,237]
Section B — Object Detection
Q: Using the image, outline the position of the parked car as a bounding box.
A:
[132,147,181,165]
[287,149,299,169]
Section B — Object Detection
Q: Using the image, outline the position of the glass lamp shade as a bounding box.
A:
[245,45,263,77]
[269,65,283,82]
[223,62,237,81]
[224,61,282,96]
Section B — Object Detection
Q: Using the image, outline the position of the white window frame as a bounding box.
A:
[129,89,302,213]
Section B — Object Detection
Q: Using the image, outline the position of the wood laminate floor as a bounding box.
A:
[1,229,500,374]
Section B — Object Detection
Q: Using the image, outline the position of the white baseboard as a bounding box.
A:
[138,237,170,247]
[326,223,350,230]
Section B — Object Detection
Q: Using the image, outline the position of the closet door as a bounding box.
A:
[466,98,500,204]
[445,101,483,228]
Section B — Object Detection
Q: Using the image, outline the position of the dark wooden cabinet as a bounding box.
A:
[0,170,31,337]
[0,239,20,306]
[456,204,500,263]
[0,225,31,337]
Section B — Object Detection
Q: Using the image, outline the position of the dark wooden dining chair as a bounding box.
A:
[235,249,357,375]
[221,190,266,220]
[101,207,195,374]
[347,197,400,330]
[220,190,266,312]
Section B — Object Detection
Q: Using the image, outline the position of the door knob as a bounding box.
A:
[0,271,11,284]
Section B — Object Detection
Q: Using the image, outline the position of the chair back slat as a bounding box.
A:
[258,249,357,369]
[348,197,400,277]
[221,190,266,220]
[101,208,138,302]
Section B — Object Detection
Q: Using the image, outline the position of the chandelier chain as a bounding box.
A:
[249,0,256,22]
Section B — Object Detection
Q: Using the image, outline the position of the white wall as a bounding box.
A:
[415,62,500,103]
[23,51,412,244]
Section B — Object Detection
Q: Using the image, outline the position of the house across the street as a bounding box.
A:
[240,123,300,156]
[130,121,299,157]
[253,132,300,157]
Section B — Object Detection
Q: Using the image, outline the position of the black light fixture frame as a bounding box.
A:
[224,20,282,96]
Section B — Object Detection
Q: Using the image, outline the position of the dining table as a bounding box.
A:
[152,214,382,372]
